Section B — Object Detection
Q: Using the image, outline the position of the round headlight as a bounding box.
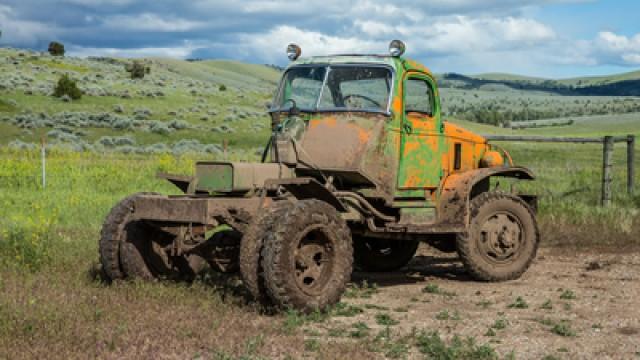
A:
[389,40,406,57]
[287,44,301,61]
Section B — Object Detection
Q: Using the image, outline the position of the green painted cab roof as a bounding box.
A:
[289,55,434,78]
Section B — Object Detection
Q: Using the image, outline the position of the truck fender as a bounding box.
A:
[437,167,535,228]
[265,177,347,211]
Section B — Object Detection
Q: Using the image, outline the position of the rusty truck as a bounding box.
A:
[99,40,539,312]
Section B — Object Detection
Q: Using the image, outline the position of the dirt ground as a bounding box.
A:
[332,244,640,359]
[2,244,639,360]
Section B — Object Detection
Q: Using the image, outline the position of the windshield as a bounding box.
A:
[274,65,392,113]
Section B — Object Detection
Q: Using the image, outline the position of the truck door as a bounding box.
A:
[397,74,444,190]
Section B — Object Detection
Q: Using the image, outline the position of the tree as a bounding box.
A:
[48,41,65,56]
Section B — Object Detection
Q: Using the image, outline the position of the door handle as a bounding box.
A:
[403,122,413,134]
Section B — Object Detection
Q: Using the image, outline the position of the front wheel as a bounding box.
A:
[456,192,539,281]
[261,200,353,313]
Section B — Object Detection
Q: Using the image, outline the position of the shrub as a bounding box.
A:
[48,41,65,56]
[126,61,149,79]
[148,121,171,135]
[53,75,82,100]
[168,119,189,130]
[219,84,227,91]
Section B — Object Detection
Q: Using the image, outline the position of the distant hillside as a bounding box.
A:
[557,70,640,87]
[437,71,640,96]
[473,73,549,83]
[151,58,280,91]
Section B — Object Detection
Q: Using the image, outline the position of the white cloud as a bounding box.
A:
[594,31,640,64]
[353,20,396,37]
[68,44,200,58]
[0,5,58,46]
[102,13,206,32]
[240,25,381,63]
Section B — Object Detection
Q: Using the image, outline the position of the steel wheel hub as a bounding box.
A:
[479,212,523,263]
[293,226,334,295]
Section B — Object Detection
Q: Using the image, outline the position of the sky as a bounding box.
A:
[0,0,639,78]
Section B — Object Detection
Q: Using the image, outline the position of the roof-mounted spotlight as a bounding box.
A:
[389,40,406,57]
[287,43,301,61]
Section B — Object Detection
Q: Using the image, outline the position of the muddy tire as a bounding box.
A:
[456,192,539,281]
[261,200,353,312]
[240,200,294,304]
[99,192,158,281]
[353,237,418,272]
[119,220,206,281]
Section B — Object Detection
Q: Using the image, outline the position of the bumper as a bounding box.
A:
[132,195,261,228]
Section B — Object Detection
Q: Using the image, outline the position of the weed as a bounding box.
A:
[535,317,555,326]
[375,313,399,326]
[331,302,364,317]
[415,331,498,360]
[436,310,450,320]
[552,322,577,337]
[327,327,346,337]
[304,339,320,352]
[491,318,508,330]
[423,283,441,294]
[364,304,389,311]
[422,283,456,297]
[560,289,577,300]
[540,299,553,310]
[280,309,327,334]
[476,300,492,309]
[344,281,379,299]
[349,322,370,338]
[508,296,529,309]
[393,307,408,313]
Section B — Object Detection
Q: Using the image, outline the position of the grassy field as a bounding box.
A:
[1,47,639,358]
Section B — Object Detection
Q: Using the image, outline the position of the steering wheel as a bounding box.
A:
[342,94,382,109]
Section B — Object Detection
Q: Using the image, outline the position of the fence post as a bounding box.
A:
[41,137,46,189]
[629,135,635,195]
[601,136,614,207]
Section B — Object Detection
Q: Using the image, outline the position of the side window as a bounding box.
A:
[405,78,434,116]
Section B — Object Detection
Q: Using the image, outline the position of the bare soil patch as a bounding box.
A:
[1,244,639,359]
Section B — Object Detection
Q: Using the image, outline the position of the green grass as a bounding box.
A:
[415,331,498,360]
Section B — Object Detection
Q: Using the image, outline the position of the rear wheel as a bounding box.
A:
[99,193,158,281]
[456,192,539,281]
[239,200,294,304]
[353,237,418,272]
[119,220,206,281]
[261,200,353,312]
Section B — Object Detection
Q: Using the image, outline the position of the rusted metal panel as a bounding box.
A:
[133,195,261,226]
